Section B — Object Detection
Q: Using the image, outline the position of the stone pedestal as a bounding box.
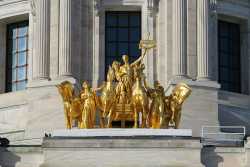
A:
[42,134,202,167]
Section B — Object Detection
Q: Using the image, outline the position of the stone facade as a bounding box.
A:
[0,0,250,166]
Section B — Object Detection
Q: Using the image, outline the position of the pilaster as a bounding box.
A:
[59,0,72,77]
[197,0,211,80]
[33,0,50,80]
[172,0,187,78]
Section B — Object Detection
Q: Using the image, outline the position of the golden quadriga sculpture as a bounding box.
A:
[57,39,192,129]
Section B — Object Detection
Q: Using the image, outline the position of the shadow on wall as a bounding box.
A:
[201,146,223,167]
[218,104,250,135]
[0,146,21,167]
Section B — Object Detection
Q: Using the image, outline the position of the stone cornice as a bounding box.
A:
[0,0,28,6]
[0,0,30,20]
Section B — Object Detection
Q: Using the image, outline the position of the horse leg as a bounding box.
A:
[99,109,105,128]
[174,109,181,129]
[159,104,165,128]
[65,113,71,129]
[64,104,71,129]
[107,108,114,128]
[134,107,138,128]
[69,115,73,129]
[141,104,148,128]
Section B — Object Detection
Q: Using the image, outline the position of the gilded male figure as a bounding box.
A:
[113,54,146,104]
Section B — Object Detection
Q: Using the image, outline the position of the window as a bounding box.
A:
[6,21,29,92]
[105,11,141,74]
[218,20,241,93]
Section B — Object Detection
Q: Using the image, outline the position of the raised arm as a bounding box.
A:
[131,51,147,67]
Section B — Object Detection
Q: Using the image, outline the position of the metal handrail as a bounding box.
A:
[201,126,246,146]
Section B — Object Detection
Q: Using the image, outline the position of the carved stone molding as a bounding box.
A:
[30,0,36,16]
[94,0,102,16]
[209,0,217,14]
[147,0,159,17]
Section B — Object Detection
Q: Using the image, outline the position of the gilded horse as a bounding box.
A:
[57,81,82,129]
[165,83,192,128]
[131,63,149,128]
[95,66,116,128]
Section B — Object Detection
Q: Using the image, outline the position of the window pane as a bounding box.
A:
[219,22,228,37]
[12,53,17,68]
[106,28,116,41]
[219,53,227,67]
[118,28,128,41]
[118,43,128,56]
[11,39,17,53]
[220,68,229,82]
[12,83,16,92]
[232,70,240,83]
[16,81,26,91]
[232,55,240,68]
[106,43,117,58]
[19,26,28,36]
[129,43,140,57]
[130,14,140,27]
[18,52,27,66]
[130,28,140,42]
[10,28,17,39]
[17,67,26,80]
[220,38,228,52]
[18,37,27,51]
[106,13,116,27]
[12,69,16,82]
[118,14,128,27]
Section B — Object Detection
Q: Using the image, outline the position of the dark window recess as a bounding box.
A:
[6,21,29,92]
[218,21,241,93]
[105,11,141,74]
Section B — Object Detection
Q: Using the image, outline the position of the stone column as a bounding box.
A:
[59,0,72,77]
[197,0,211,80]
[172,0,187,77]
[33,0,50,80]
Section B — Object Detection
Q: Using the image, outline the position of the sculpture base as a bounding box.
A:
[40,129,246,167]
[41,130,203,167]
[51,128,192,137]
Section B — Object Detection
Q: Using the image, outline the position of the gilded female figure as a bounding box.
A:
[80,81,97,128]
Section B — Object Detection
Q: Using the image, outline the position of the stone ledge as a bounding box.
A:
[51,128,193,137]
[26,76,77,88]
[42,137,201,149]
[169,78,221,89]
